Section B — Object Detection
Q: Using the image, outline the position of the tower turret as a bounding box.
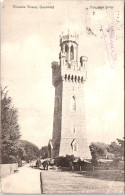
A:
[59,34,79,67]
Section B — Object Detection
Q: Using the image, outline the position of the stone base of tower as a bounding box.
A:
[48,139,60,159]
[48,138,91,160]
[59,138,91,160]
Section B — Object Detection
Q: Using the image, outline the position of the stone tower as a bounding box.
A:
[49,33,91,159]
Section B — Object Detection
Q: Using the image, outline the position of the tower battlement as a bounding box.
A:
[51,32,88,86]
[60,34,79,45]
[51,59,87,86]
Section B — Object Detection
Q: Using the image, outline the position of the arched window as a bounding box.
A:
[68,63,71,68]
[71,139,78,152]
[65,45,68,62]
[70,45,74,60]
[65,74,67,80]
[70,96,76,111]
[74,143,77,151]
[65,45,68,52]
[78,76,80,82]
[81,76,83,83]
[75,76,77,82]
[61,45,63,52]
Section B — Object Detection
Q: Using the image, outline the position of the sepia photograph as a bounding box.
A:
[1,0,124,193]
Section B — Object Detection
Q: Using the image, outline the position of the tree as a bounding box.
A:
[89,142,108,171]
[108,137,125,159]
[39,146,48,159]
[89,142,108,158]
[117,137,124,158]
[19,140,39,162]
[1,87,21,163]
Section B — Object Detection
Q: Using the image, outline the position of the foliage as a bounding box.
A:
[55,155,75,167]
[108,137,124,159]
[39,146,48,159]
[1,87,21,164]
[19,140,39,162]
[89,142,109,169]
[89,138,124,169]
[107,142,119,156]
[89,142,108,158]
[117,137,124,157]
[1,87,41,164]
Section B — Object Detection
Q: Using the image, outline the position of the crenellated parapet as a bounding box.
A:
[60,34,79,46]
[52,62,87,86]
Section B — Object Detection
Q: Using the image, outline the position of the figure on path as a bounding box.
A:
[42,160,49,170]
[36,159,41,168]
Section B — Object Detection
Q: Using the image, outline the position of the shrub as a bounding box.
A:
[55,155,75,167]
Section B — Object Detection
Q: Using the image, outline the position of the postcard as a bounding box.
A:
[1,0,124,194]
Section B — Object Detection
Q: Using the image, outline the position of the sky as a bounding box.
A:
[1,0,124,148]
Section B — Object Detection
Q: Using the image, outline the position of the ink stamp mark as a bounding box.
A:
[101,24,117,68]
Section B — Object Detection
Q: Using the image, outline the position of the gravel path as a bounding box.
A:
[1,165,124,194]
[1,164,41,194]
